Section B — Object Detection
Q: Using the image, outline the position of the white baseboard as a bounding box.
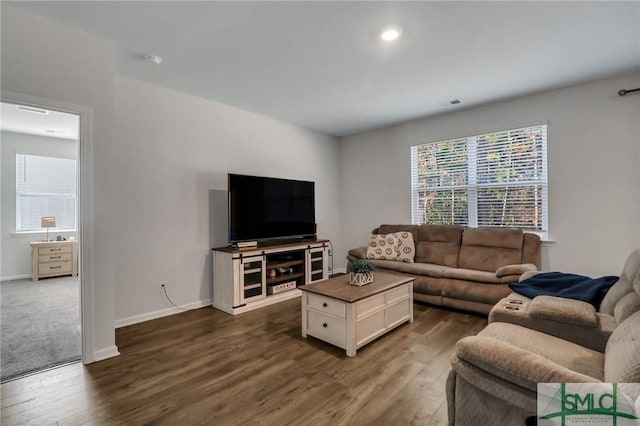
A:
[115,298,213,328]
[333,267,347,274]
[92,345,120,362]
[1,274,31,281]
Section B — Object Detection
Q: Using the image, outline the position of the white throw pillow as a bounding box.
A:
[395,231,415,263]
[366,233,398,261]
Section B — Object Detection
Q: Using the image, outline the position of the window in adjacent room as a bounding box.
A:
[410,124,548,237]
[15,154,77,232]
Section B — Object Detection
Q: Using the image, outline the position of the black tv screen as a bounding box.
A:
[228,174,316,243]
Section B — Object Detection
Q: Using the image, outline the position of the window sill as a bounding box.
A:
[12,230,77,237]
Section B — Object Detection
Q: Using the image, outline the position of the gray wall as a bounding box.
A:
[112,75,341,325]
[1,5,116,359]
[339,72,640,277]
[0,131,78,279]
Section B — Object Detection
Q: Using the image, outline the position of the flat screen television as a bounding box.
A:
[228,173,316,243]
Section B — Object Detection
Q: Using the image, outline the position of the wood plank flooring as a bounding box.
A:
[1,298,487,425]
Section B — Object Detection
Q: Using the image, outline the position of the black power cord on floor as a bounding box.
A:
[161,284,188,311]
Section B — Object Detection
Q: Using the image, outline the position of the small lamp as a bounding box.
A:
[41,216,56,241]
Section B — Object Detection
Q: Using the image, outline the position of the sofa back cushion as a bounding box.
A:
[604,310,640,383]
[522,233,542,269]
[458,228,524,272]
[600,247,640,316]
[377,224,419,243]
[414,225,464,267]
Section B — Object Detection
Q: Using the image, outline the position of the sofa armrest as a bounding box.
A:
[529,296,598,328]
[519,270,542,282]
[495,263,538,278]
[347,246,367,260]
[455,336,600,391]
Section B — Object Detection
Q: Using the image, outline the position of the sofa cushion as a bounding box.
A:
[395,231,416,263]
[366,233,398,261]
[529,296,598,328]
[415,224,464,267]
[377,224,419,244]
[495,263,537,278]
[522,233,542,268]
[443,268,519,284]
[605,311,640,383]
[600,247,640,315]
[455,335,602,392]
[413,276,444,296]
[613,291,640,324]
[441,279,512,304]
[478,322,605,380]
[458,228,524,272]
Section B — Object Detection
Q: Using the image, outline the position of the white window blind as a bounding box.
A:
[411,124,548,235]
[16,154,77,232]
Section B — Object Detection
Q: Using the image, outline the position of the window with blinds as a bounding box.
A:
[410,124,548,236]
[16,154,77,232]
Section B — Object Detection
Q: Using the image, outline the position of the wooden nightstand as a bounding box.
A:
[29,240,78,281]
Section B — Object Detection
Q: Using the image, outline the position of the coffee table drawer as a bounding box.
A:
[307,310,346,347]
[307,293,346,318]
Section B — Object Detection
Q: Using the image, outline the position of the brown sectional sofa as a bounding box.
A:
[347,224,542,315]
[347,225,541,314]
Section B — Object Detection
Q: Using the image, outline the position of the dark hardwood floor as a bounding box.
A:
[1,298,487,425]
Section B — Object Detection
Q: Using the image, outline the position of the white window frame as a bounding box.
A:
[15,153,78,233]
[411,124,548,238]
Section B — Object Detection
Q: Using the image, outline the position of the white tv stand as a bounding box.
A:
[212,239,330,315]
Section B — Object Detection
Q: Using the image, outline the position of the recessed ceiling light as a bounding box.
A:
[381,28,401,41]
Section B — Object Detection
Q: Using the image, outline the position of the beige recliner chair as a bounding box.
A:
[446,309,640,426]
[488,247,640,352]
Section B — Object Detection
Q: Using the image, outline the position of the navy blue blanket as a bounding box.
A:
[509,272,619,310]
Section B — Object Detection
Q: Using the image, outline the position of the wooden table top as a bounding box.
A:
[298,271,413,303]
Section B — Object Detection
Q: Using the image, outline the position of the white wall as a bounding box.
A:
[0,131,78,279]
[1,6,342,338]
[112,76,341,324]
[339,72,640,277]
[2,5,116,359]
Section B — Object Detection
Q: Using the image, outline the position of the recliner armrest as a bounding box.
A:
[495,263,538,278]
[454,336,600,391]
[529,296,598,328]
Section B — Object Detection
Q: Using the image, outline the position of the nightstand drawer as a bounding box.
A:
[307,310,346,347]
[38,246,72,255]
[39,261,72,275]
[39,252,72,263]
[306,293,346,318]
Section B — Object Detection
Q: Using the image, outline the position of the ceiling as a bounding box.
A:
[8,1,640,137]
[1,102,79,140]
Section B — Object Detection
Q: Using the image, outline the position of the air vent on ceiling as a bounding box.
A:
[17,105,49,115]
[449,99,461,105]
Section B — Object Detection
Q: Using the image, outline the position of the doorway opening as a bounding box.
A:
[0,101,82,382]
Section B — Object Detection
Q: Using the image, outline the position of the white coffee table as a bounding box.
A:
[299,272,413,357]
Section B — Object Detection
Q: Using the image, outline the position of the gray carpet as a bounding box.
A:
[1,276,81,382]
